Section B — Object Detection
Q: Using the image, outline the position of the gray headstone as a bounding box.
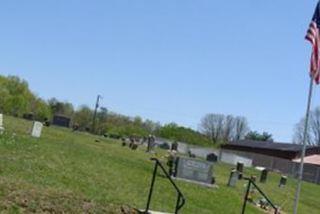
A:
[206,153,218,162]
[228,169,239,187]
[260,169,268,183]
[31,121,43,138]
[237,162,244,179]
[279,176,287,188]
[175,157,213,185]
[171,142,178,151]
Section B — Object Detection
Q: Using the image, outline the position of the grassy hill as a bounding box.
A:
[0,116,319,213]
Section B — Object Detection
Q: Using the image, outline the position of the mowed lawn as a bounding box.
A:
[0,116,319,213]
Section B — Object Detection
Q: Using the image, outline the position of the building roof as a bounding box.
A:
[221,140,320,160]
[227,140,314,152]
[293,155,320,166]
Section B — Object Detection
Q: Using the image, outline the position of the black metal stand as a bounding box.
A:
[241,177,279,214]
[144,158,185,214]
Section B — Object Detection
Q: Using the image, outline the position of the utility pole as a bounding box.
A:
[92,95,102,134]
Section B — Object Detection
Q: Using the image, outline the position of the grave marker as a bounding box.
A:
[260,169,268,183]
[31,121,43,138]
[171,141,178,151]
[0,114,3,127]
[0,114,4,134]
[206,153,218,162]
[175,157,213,186]
[279,176,287,188]
[237,162,244,179]
[228,169,239,187]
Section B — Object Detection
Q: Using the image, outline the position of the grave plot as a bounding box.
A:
[174,157,215,187]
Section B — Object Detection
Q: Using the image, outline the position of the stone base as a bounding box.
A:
[172,177,218,188]
[139,210,172,214]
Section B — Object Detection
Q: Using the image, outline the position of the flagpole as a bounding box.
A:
[293,77,314,214]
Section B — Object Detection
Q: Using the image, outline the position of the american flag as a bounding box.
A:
[306,1,320,84]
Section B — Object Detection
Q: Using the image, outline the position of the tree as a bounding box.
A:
[158,123,212,146]
[245,131,273,142]
[73,105,93,130]
[0,75,36,116]
[200,114,250,144]
[48,98,74,117]
[33,98,52,120]
[222,115,236,141]
[200,114,225,144]
[234,116,250,140]
[293,107,320,146]
[143,119,161,134]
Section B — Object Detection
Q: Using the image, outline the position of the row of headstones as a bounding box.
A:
[228,162,287,188]
[121,138,139,150]
[121,136,170,152]
[0,114,43,138]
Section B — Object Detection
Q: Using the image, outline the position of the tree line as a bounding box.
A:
[198,114,273,144]
[0,75,274,146]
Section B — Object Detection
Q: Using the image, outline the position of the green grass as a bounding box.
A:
[0,115,319,213]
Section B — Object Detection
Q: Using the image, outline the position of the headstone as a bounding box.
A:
[0,114,4,134]
[167,150,178,176]
[260,169,268,183]
[129,137,134,148]
[175,157,213,185]
[279,176,287,188]
[0,114,3,127]
[171,141,178,151]
[228,169,239,187]
[206,153,218,162]
[131,143,138,150]
[146,135,152,152]
[237,162,244,179]
[31,121,43,138]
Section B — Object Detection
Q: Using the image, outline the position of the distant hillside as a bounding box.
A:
[0,74,212,147]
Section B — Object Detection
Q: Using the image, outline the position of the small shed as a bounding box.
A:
[52,115,71,128]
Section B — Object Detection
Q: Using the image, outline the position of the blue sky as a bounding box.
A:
[0,0,319,142]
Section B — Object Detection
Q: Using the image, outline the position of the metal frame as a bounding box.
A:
[144,158,186,214]
[242,177,279,214]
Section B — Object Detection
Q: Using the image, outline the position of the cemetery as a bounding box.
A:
[1,0,320,213]
[0,115,319,213]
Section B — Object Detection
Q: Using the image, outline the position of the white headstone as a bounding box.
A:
[0,114,3,127]
[0,114,4,134]
[31,121,43,138]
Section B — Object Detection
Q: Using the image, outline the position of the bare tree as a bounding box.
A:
[200,114,225,144]
[234,116,250,140]
[310,108,320,145]
[223,115,235,141]
[200,114,250,143]
[293,107,320,146]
